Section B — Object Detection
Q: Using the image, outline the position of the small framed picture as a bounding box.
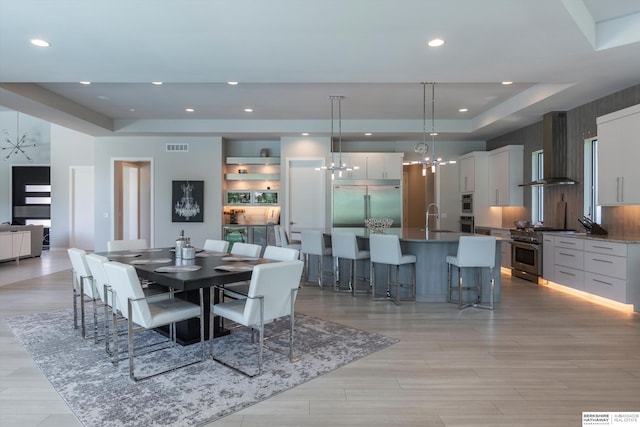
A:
[172,180,204,222]
[226,191,253,205]
[253,190,278,205]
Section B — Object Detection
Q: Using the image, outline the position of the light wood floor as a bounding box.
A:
[1,251,639,427]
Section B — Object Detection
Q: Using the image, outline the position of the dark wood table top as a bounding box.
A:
[104,247,268,292]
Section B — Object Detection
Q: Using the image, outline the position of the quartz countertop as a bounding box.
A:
[328,227,478,242]
[543,231,640,244]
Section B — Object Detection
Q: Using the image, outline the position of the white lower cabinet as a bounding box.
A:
[542,235,555,282]
[490,228,511,268]
[549,235,640,309]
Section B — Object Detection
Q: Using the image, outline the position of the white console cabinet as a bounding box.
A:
[0,231,31,262]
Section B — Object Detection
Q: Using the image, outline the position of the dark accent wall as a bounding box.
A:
[487,83,640,234]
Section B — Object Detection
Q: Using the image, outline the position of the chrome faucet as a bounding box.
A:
[425,203,439,233]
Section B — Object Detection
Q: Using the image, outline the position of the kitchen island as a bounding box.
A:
[315,228,502,303]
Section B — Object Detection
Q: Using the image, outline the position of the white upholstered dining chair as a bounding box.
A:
[107,239,148,252]
[210,260,304,377]
[67,248,98,339]
[203,239,229,253]
[103,261,205,381]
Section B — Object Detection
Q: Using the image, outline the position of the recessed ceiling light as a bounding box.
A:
[459,108,469,112]
[364,132,372,136]
[502,81,513,85]
[97,95,109,100]
[301,132,309,136]
[427,38,445,47]
[430,132,438,136]
[79,81,91,85]
[244,108,253,113]
[129,108,136,112]
[30,39,51,47]
[227,81,239,85]
[151,81,163,85]
[185,108,195,112]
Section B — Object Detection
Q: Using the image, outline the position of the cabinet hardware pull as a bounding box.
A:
[558,270,575,276]
[559,252,575,257]
[592,278,613,286]
[592,258,613,263]
[591,245,613,250]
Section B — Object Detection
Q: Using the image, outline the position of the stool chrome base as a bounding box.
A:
[370,263,415,306]
[447,264,494,310]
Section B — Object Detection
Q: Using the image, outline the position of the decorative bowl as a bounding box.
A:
[365,218,393,234]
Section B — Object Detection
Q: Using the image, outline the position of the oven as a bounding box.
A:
[460,215,474,234]
[461,193,473,214]
[510,240,541,282]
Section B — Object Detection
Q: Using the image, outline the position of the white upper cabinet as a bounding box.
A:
[366,153,403,179]
[332,152,403,180]
[459,153,476,192]
[597,104,640,205]
[488,145,523,206]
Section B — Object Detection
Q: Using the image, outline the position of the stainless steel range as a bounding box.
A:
[509,227,572,283]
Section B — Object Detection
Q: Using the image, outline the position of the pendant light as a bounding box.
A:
[318,95,359,180]
[1,112,37,161]
[413,82,455,176]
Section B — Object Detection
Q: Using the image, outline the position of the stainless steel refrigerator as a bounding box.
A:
[332,184,402,228]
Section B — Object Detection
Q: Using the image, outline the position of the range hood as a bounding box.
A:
[519,111,578,187]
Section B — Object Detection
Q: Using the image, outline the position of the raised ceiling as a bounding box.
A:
[1,0,639,141]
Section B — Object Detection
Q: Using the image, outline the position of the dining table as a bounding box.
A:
[104,247,269,345]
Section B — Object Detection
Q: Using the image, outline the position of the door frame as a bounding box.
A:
[111,157,154,247]
[284,157,327,237]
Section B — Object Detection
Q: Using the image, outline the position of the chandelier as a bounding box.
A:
[318,95,359,179]
[2,113,37,161]
[413,82,455,176]
[174,181,200,220]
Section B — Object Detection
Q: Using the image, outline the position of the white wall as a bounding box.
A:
[93,136,224,252]
[50,125,95,249]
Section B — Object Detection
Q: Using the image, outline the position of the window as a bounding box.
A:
[531,150,544,224]
[584,138,600,222]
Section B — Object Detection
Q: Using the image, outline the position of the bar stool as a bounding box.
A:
[446,235,496,310]
[301,230,333,288]
[332,232,370,296]
[368,234,416,305]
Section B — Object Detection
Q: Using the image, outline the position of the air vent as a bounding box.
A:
[166,143,189,152]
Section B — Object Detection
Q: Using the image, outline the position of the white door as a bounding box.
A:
[69,166,95,250]
[287,159,326,235]
[122,164,139,240]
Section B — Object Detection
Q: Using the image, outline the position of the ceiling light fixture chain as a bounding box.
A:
[414,82,454,175]
[1,112,37,161]
[317,95,359,179]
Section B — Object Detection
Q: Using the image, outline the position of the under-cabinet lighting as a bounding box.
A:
[543,280,634,314]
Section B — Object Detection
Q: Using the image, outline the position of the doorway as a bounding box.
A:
[113,160,152,245]
[402,164,435,228]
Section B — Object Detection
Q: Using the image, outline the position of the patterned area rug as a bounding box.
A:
[5,309,396,426]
